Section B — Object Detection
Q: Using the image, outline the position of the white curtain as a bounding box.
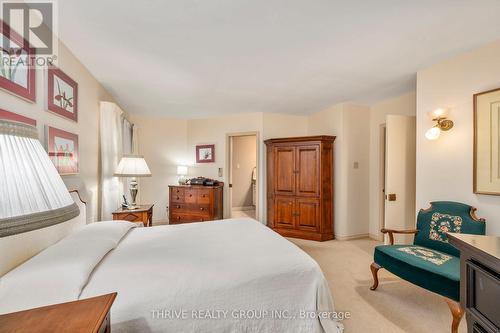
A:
[100,102,126,220]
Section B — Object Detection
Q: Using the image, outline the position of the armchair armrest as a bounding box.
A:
[381,228,419,245]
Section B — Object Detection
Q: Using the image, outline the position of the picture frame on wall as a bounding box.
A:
[473,87,500,195]
[47,67,78,122]
[46,126,79,175]
[0,108,36,126]
[0,20,36,102]
[196,144,215,163]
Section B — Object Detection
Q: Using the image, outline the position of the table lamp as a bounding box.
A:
[177,166,188,185]
[114,155,151,209]
[0,119,79,237]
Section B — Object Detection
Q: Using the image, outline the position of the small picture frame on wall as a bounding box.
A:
[0,108,36,126]
[47,67,78,122]
[196,144,215,163]
[46,126,79,175]
[473,87,500,195]
[0,20,36,102]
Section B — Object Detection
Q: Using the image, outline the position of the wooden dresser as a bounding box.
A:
[448,234,499,333]
[168,185,223,224]
[265,136,335,241]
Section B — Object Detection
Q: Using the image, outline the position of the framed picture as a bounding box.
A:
[473,87,500,195]
[0,20,36,102]
[46,126,79,175]
[47,67,78,122]
[0,108,36,126]
[196,144,215,163]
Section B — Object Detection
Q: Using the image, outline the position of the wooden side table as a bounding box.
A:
[112,205,154,227]
[0,293,117,333]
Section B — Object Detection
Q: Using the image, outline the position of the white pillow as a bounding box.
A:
[0,221,135,314]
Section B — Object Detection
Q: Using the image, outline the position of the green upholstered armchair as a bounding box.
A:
[370,201,486,333]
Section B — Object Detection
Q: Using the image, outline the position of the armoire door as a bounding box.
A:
[274,146,296,195]
[296,145,320,197]
[274,196,295,229]
[295,198,320,232]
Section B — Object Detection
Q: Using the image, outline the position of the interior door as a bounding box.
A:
[295,198,320,232]
[274,196,295,229]
[274,146,296,195]
[296,145,320,197]
[384,115,416,244]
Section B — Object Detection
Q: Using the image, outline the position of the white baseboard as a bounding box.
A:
[369,233,382,241]
[232,206,255,211]
[335,233,370,241]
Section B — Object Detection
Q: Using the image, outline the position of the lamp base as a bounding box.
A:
[130,177,139,208]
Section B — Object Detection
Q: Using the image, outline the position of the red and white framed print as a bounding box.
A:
[0,108,36,126]
[46,126,79,175]
[47,67,78,122]
[0,20,36,102]
[196,144,215,163]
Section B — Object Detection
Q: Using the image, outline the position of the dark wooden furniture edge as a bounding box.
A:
[264,135,336,144]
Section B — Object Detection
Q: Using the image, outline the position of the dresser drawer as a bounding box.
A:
[170,213,210,224]
[198,189,211,204]
[171,189,185,203]
[171,203,210,215]
[185,189,197,203]
[466,260,500,330]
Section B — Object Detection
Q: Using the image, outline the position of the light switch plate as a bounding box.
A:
[218,168,223,177]
[353,162,359,169]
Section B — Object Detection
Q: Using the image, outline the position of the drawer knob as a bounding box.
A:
[200,207,204,211]
[176,205,180,208]
[176,216,180,220]
[202,194,206,197]
[176,197,179,200]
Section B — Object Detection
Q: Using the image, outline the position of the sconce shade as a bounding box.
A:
[0,120,80,237]
[114,155,151,177]
[177,165,188,176]
[425,127,441,140]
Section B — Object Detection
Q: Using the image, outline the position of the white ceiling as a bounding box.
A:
[58,0,500,118]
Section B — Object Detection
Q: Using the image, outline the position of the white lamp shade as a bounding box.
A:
[177,165,188,176]
[114,155,151,177]
[0,120,79,237]
[425,127,441,140]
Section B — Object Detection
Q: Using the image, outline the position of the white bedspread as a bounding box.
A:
[81,218,343,333]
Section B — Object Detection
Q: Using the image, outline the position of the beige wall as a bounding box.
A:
[368,93,416,238]
[307,104,371,239]
[231,135,257,208]
[129,114,188,222]
[0,41,116,222]
[417,40,500,235]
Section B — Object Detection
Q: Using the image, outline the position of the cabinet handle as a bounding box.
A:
[176,196,179,200]
[189,194,193,197]
[176,216,180,220]
[202,194,206,197]
[200,207,204,211]
[176,205,180,209]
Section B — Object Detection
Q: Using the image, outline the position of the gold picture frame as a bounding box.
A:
[473,87,500,195]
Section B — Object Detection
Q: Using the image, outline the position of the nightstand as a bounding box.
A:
[0,293,117,333]
[112,205,154,227]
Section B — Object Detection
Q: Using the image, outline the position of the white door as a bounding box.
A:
[384,115,416,244]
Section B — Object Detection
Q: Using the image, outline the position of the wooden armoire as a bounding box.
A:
[265,136,335,241]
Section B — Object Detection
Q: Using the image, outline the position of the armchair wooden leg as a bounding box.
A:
[445,298,464,333]
[370,262,382,290]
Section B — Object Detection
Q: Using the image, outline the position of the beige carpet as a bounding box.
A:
[290,238,465,333]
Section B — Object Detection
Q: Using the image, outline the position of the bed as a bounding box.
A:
[0,192,343,333]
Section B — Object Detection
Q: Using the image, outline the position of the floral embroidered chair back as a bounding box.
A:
[414,201,486,257]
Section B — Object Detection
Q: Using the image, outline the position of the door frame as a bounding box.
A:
[378,124,386,241]
[226,131,260,220]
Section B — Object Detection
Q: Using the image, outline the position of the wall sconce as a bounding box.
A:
[425,109,454,140]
